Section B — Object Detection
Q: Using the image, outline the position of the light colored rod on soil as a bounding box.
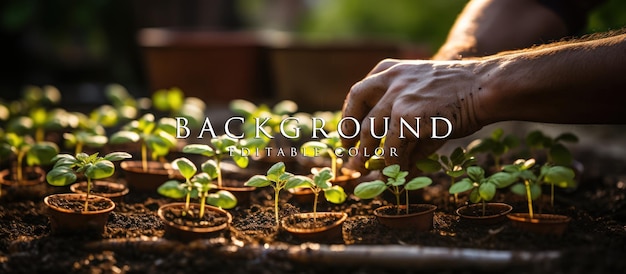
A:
[275,243,561,270]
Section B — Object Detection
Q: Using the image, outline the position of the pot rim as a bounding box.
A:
[43,193,116,215]
[0,167,46,186]
[507,213,571,224]
[120,160,173,175]
[373,204,437,219]
[69,180,130,197]
[455,202,513,219]
[281,212,348,233]
[157,202,232,233]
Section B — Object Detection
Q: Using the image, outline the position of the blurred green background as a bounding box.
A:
[1,0,624,104]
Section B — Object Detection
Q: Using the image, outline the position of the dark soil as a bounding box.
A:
[1,149,626,273]
[161,204,229,228]
[46,195,113,213]
[282,213,342,229]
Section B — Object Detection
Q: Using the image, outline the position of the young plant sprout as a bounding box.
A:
[245,162,309,225]
[0,133,59,184]
[46,152,132,211]
[525,130,578,166]
[181,135,250,188]
[448,166,517,216]
[158,157,237,218]
[468,128,520,170]
[152,87,206,129]
[416,146,476,204]
[109,113,178,172]
[291,167,347,222]
[505,159,576,217]
[300,131,345,179]
[354,164,432,215]
[63,113,108,154]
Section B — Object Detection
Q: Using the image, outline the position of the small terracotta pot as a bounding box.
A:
[288,187,317,204]
[120,161,179,193]
[507,213,571,236]
[282,212,347,243]
[0,167,47,200]
[456,203,513,225]
[44,193,115,236]
[70,180,129,203]
[373,204,437,231]
[158,202,232,242]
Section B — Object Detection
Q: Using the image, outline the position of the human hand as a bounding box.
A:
[341,58,488,174]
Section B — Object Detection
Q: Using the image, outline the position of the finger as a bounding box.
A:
[366,58,402,77]
[341,76,387,149]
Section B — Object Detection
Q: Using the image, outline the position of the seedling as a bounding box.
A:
[505,159,576,217]
[468,128,519,170]
[354,164,432,215]
[416,146,476,204]
[63,113,108,154]
[245,162,309,225]
[290,167,347,222]
[229,99,299,142]
[300,131,345,179]
[109,113,178,172]
[181,135,251,188]
[448,166,516,216]
[0,133,59,184]
[525,130,578,166]
[158,157,237,218]
[152,87,206,129]
[46,152,131,211]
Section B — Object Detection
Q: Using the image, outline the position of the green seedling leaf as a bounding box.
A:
[229,99,257,117]
[230,149,249,168]
[157,180,187,199]
[382,164,401,178]
[549,144,573,166]
[467,166,485,182]
[449,178,473,194]
[415,157,441,173]
[479,182,496,201]
[104,152,132,162]
[285,175,312,189]
[469,188,481,203]
[313,168,333,189]
[85,160,115,180]
[405,177,432,190]
[543,166,576,188]
[245,175,272,188]
[324,185,347,204]
[488,172,517,188]
[354,180,386,199]
[301,141,328,157]
[183,144,215,157]
[365,156,386,170]
[201,160,219,179]
[172,158,197,180]
[273,100,298,115]
[206,190,238,209]
[46,166,77,186]
[109,131,140,144]
[26,142,59,166]
[266,162,285,182]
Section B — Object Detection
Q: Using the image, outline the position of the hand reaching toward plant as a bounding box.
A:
[342,32,626,174]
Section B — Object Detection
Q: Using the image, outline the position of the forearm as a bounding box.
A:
[433,0,568,60]
[477,32,626,125]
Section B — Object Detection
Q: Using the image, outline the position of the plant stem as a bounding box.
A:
[313,192,319,223]
[199,194,206,219]
[524,180,534,219]
[75,142,83,155]
[550,183,555,207]
[36,128,44,143]
[216,158,223,188]
[274,186,280,225]
[16,152,24,183]
[482,201,486,217]
[329,151,338,181]
[84,177,92,212]
[394,187,401,215]
[405,189,410,215]
[141,143,148,172]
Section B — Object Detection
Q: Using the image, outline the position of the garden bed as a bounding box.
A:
[1,146,625,273]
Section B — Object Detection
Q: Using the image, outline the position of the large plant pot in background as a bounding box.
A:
[158,202,232,242]
[44,193,115,236]
[0,167,47,200]
[456,203,513,225]
[373,204,437,231]
[282,212,347,243]
[269,40,427,111]
[120,161,178,193]
[138,28,269,104]
[70,180,129,203]
[507,213,571,236]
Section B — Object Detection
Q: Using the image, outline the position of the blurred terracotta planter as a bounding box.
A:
[44,193,115,236]
[138,28,268,103]
[269,41,404,111]
[0,167,47,200]
[456,203,513,225]
[282,212,347,243]
[120,161,179,193]
[507,213,571,236]
[374,204,437,231]
[158,202,232,242]
[70,180,129,203]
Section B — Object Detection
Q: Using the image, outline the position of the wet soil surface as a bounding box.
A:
[1,152,626,273]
